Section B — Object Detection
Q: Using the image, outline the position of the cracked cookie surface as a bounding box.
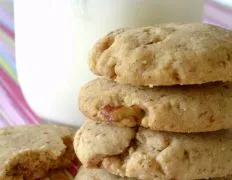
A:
[79,78,232,133]
[89,23,232,86]
[75,167,232,180]
[75,166,134,180]
[74,119,232,180]
[74,119,136,167]
[0,124,75,180]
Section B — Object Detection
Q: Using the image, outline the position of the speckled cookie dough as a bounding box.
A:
[74,120,232,180]
[79,78,232,133]
[0,124,75,180]
[89,23,232,86]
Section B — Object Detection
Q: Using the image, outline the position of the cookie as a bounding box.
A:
[89,23,232,86]
[75,167,232,180]
[79,78,232,133]
[0,124,76,180]
[74,118,135,167]
[40,170,71,180]
[74,119,232,180]
[75,166,134,180]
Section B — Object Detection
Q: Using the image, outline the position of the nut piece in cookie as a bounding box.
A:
[100,105,145,126]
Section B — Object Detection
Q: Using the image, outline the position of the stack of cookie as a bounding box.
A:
[74,23,232,180]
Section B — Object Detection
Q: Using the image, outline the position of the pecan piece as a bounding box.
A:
[99,105,145,126]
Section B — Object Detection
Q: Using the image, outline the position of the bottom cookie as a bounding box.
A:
[74,120,232,180]
[75,166,133,180]
[42,170,73,180]
[75,167,232,180]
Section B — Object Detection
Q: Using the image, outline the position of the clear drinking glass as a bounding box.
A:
[14,0,204,126]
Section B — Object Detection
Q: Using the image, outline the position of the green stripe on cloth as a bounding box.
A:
[0,28,14,46]
[0,56,17,81]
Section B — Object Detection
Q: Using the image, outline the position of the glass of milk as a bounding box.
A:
[14,0,204,126]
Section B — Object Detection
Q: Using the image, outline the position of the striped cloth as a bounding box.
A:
[0,1,43,127]
[204,0,232,28]
[0,2,79,178]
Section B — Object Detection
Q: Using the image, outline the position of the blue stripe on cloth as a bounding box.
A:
[0,41,15,60]
[0,6,14,31]
[0,46,16,72]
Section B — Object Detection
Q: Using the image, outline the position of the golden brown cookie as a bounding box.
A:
[89,23,232,86]
[75,167,232,180]
[79,78,232,133]
[74,119,135,167]
[0,124,76,180]
[74,120,232,180]
[75,166,134,180]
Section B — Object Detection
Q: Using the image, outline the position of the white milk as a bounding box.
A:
[14,0,204,126]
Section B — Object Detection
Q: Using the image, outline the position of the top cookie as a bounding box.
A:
[89,23,232,86]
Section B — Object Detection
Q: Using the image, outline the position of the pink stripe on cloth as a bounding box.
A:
[204,16,232,29]
[0,23,14,39]
[206,0,232,14]
[0,68,43,125]
[0,109,9,126]
[0,86,28,127]
[204,0,232,28]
